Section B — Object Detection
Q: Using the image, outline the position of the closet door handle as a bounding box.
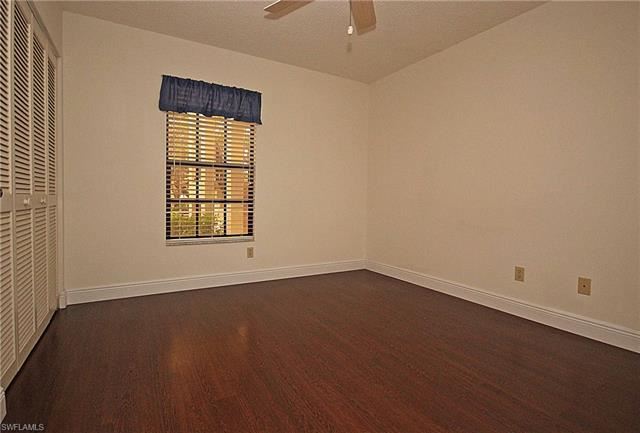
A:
[23,197,31,207]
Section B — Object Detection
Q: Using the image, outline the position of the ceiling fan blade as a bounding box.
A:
[264,0,313,17]
[351,0,376,34]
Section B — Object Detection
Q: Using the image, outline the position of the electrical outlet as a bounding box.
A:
[578,277,591,296]
[514,266,525,282]
[246,247,254,259]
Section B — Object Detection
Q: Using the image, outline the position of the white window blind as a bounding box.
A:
[166,112,255,243]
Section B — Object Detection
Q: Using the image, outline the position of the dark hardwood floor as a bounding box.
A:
[4,270,640,433]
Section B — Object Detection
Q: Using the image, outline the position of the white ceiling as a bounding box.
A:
[58,0,544,83]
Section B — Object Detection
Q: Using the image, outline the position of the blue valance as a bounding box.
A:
[159,75,262,124]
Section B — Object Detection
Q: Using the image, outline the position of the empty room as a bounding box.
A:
[0,0,638,432]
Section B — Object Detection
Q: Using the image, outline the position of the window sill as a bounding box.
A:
[166,236,254,246]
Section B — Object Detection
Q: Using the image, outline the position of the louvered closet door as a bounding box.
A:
[0,0,16,381]
[31,30,47,326]
[46,56,56,311]
[0,0,58,389]
[12,0,35,355]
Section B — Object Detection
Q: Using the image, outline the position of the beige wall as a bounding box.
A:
[62,13,368,291]
[63,3,639,331]
[368,2,640,330]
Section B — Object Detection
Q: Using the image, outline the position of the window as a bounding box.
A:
[166,112,255,244]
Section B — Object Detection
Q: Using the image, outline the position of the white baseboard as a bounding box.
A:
[58,292,67,309]
[366,261,640,353]
[66,260,366,305]
[62,258,639,352]
[0,386,6,422]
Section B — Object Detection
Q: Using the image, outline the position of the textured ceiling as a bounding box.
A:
[58,1,544,83]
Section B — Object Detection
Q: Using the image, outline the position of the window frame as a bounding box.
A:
[165,112,255,245]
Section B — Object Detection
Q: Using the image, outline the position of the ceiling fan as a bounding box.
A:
[264,0,377,35]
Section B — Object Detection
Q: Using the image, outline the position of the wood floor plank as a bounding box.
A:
[4,270,640,432]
